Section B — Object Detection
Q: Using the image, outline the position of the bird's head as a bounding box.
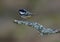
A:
[18,9,32,19]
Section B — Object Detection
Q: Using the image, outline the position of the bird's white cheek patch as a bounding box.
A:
[20,12,25,14]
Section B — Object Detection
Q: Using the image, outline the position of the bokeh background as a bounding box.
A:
[0,0,60,42]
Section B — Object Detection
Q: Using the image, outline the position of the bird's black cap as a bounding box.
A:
[18,9,26,12]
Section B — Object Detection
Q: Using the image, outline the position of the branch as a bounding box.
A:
[14,20,60,36]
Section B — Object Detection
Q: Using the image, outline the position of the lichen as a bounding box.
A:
[14,20,60,36]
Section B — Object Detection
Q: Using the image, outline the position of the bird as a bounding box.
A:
[18,9,32,19]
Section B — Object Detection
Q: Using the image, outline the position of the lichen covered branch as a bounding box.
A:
[14,20,60,36]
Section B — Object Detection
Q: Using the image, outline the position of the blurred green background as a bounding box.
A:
[0,0,60,42]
